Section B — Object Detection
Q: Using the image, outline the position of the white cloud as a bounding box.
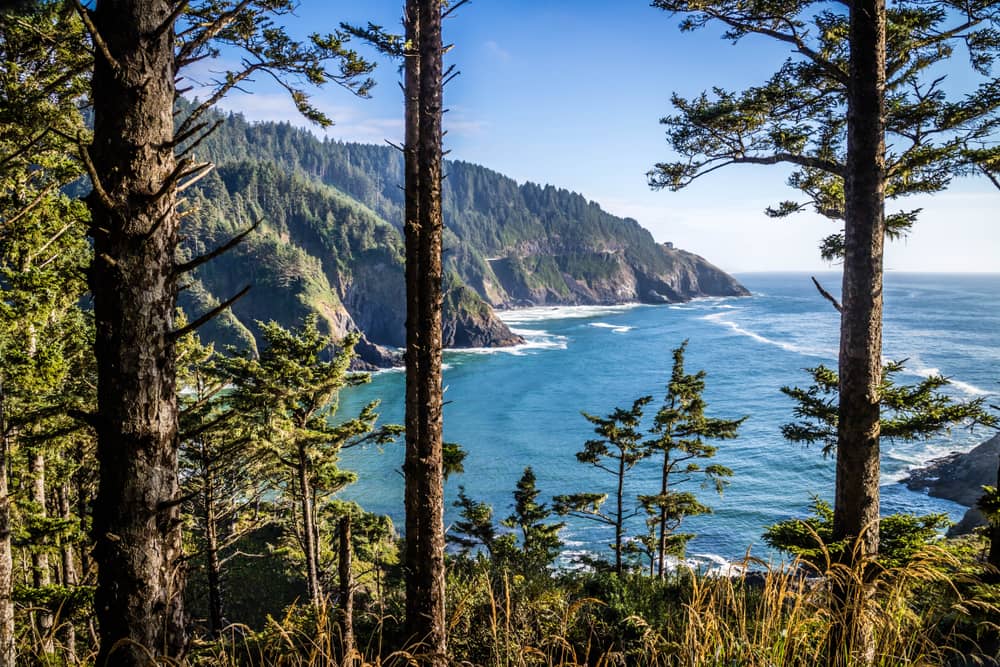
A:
[484,40,511,62]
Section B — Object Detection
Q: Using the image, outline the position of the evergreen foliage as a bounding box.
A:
[219,316,401,604]
[641,341,744,576]
[555,397,651,575]
[648,0,1000,258]
[764,497,950,569]
[780,361,997,457]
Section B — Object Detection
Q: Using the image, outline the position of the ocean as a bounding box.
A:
[338,272,1000,569]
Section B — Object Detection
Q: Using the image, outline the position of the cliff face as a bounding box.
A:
[179,107,748,365]
[901,434,1000,536]
[179,163,521,366]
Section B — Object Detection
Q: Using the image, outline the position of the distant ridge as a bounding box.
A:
[177,103,748,366]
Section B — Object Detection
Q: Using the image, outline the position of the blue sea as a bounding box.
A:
[338,272,1000,569]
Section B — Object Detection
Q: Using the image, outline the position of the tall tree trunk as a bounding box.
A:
[58,481,77,664]
[403,0,447,662]
[88,1,186,662]
[0,376,14,665]
[833,0,886,662]
[989,455,1000,574]
[297,446,322,606]
[30,450,54,654]
[836,0,886,569]
[202,460,224,637]
[656,456,670,579]
[614,456,625,575]
[338,515,354,665]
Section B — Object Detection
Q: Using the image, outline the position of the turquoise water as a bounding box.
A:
[338,272,1000,567]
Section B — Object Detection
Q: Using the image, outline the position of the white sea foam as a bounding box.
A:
[903,365,990,396]
[700,312,835,358]
[373,362,452,374]
[370,366,405,375]
[446,328,568,357]
[497,303,643,325]
[588,322,634,333]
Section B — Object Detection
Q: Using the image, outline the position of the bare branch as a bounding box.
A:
[69,0,122,76]
[176,161,215,193]
[441,0,471,19]
[169,285,251,341]
[177,120,224,160]
[174,218,262,276]
[175,0,254,66]
[811,276,842,313]
[4,183,56,230]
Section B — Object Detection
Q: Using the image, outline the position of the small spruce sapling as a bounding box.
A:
[640,341,744,577]
[502,467,564,573]
[555,397,651,575]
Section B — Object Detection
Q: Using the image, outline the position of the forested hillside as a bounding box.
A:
[180,106,748,364]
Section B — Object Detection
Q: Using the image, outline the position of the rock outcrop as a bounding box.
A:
[900,433,1000,536]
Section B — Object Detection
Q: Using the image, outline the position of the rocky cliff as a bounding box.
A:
[179,107,748,365]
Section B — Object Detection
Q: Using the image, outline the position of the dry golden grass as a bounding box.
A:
[18,539,1000,666]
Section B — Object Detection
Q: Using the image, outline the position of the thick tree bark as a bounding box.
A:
[0,378,14,665]
[833,1,886,662]
[835,0,886,567]
[30,450,54,654]
[402,0,422,642]
[338,515,354,664]
[88,1,186,663]
[297,446,322,607]
[403,0,447,662]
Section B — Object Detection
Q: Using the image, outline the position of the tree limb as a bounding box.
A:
[174,218,262,276]
[811,275,842,313]
[169,285,250,341]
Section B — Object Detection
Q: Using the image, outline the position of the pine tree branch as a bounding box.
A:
[175,0,254,65]
[5,183,56,230]
[979,164,1000,191]
[169,285,250,341]
[811,276,843,313]
[681,6,848,85]
[69,0,122,77]
[441,0,471,19]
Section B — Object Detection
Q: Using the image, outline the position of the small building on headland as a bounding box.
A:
[662,241,674,249]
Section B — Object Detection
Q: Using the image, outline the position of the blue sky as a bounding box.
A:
[188,0,999,273]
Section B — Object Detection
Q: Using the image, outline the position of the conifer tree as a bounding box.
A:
[502,467,564,573]
[769,362,996,565]
[176,324,272,637]
[640,341,743,578]
[401,0,449,659]
[555,397,652,575]
[220,317,400,607]
[0,3,92,660]
[449,489,498,559]
[59,0,374,658]
[649,0,1000,574]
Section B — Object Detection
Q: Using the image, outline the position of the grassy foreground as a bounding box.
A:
[170,536,997,666]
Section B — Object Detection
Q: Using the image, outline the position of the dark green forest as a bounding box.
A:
[178,104,747,366]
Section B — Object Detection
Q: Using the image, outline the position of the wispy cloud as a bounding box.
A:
[484,40,511,62]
